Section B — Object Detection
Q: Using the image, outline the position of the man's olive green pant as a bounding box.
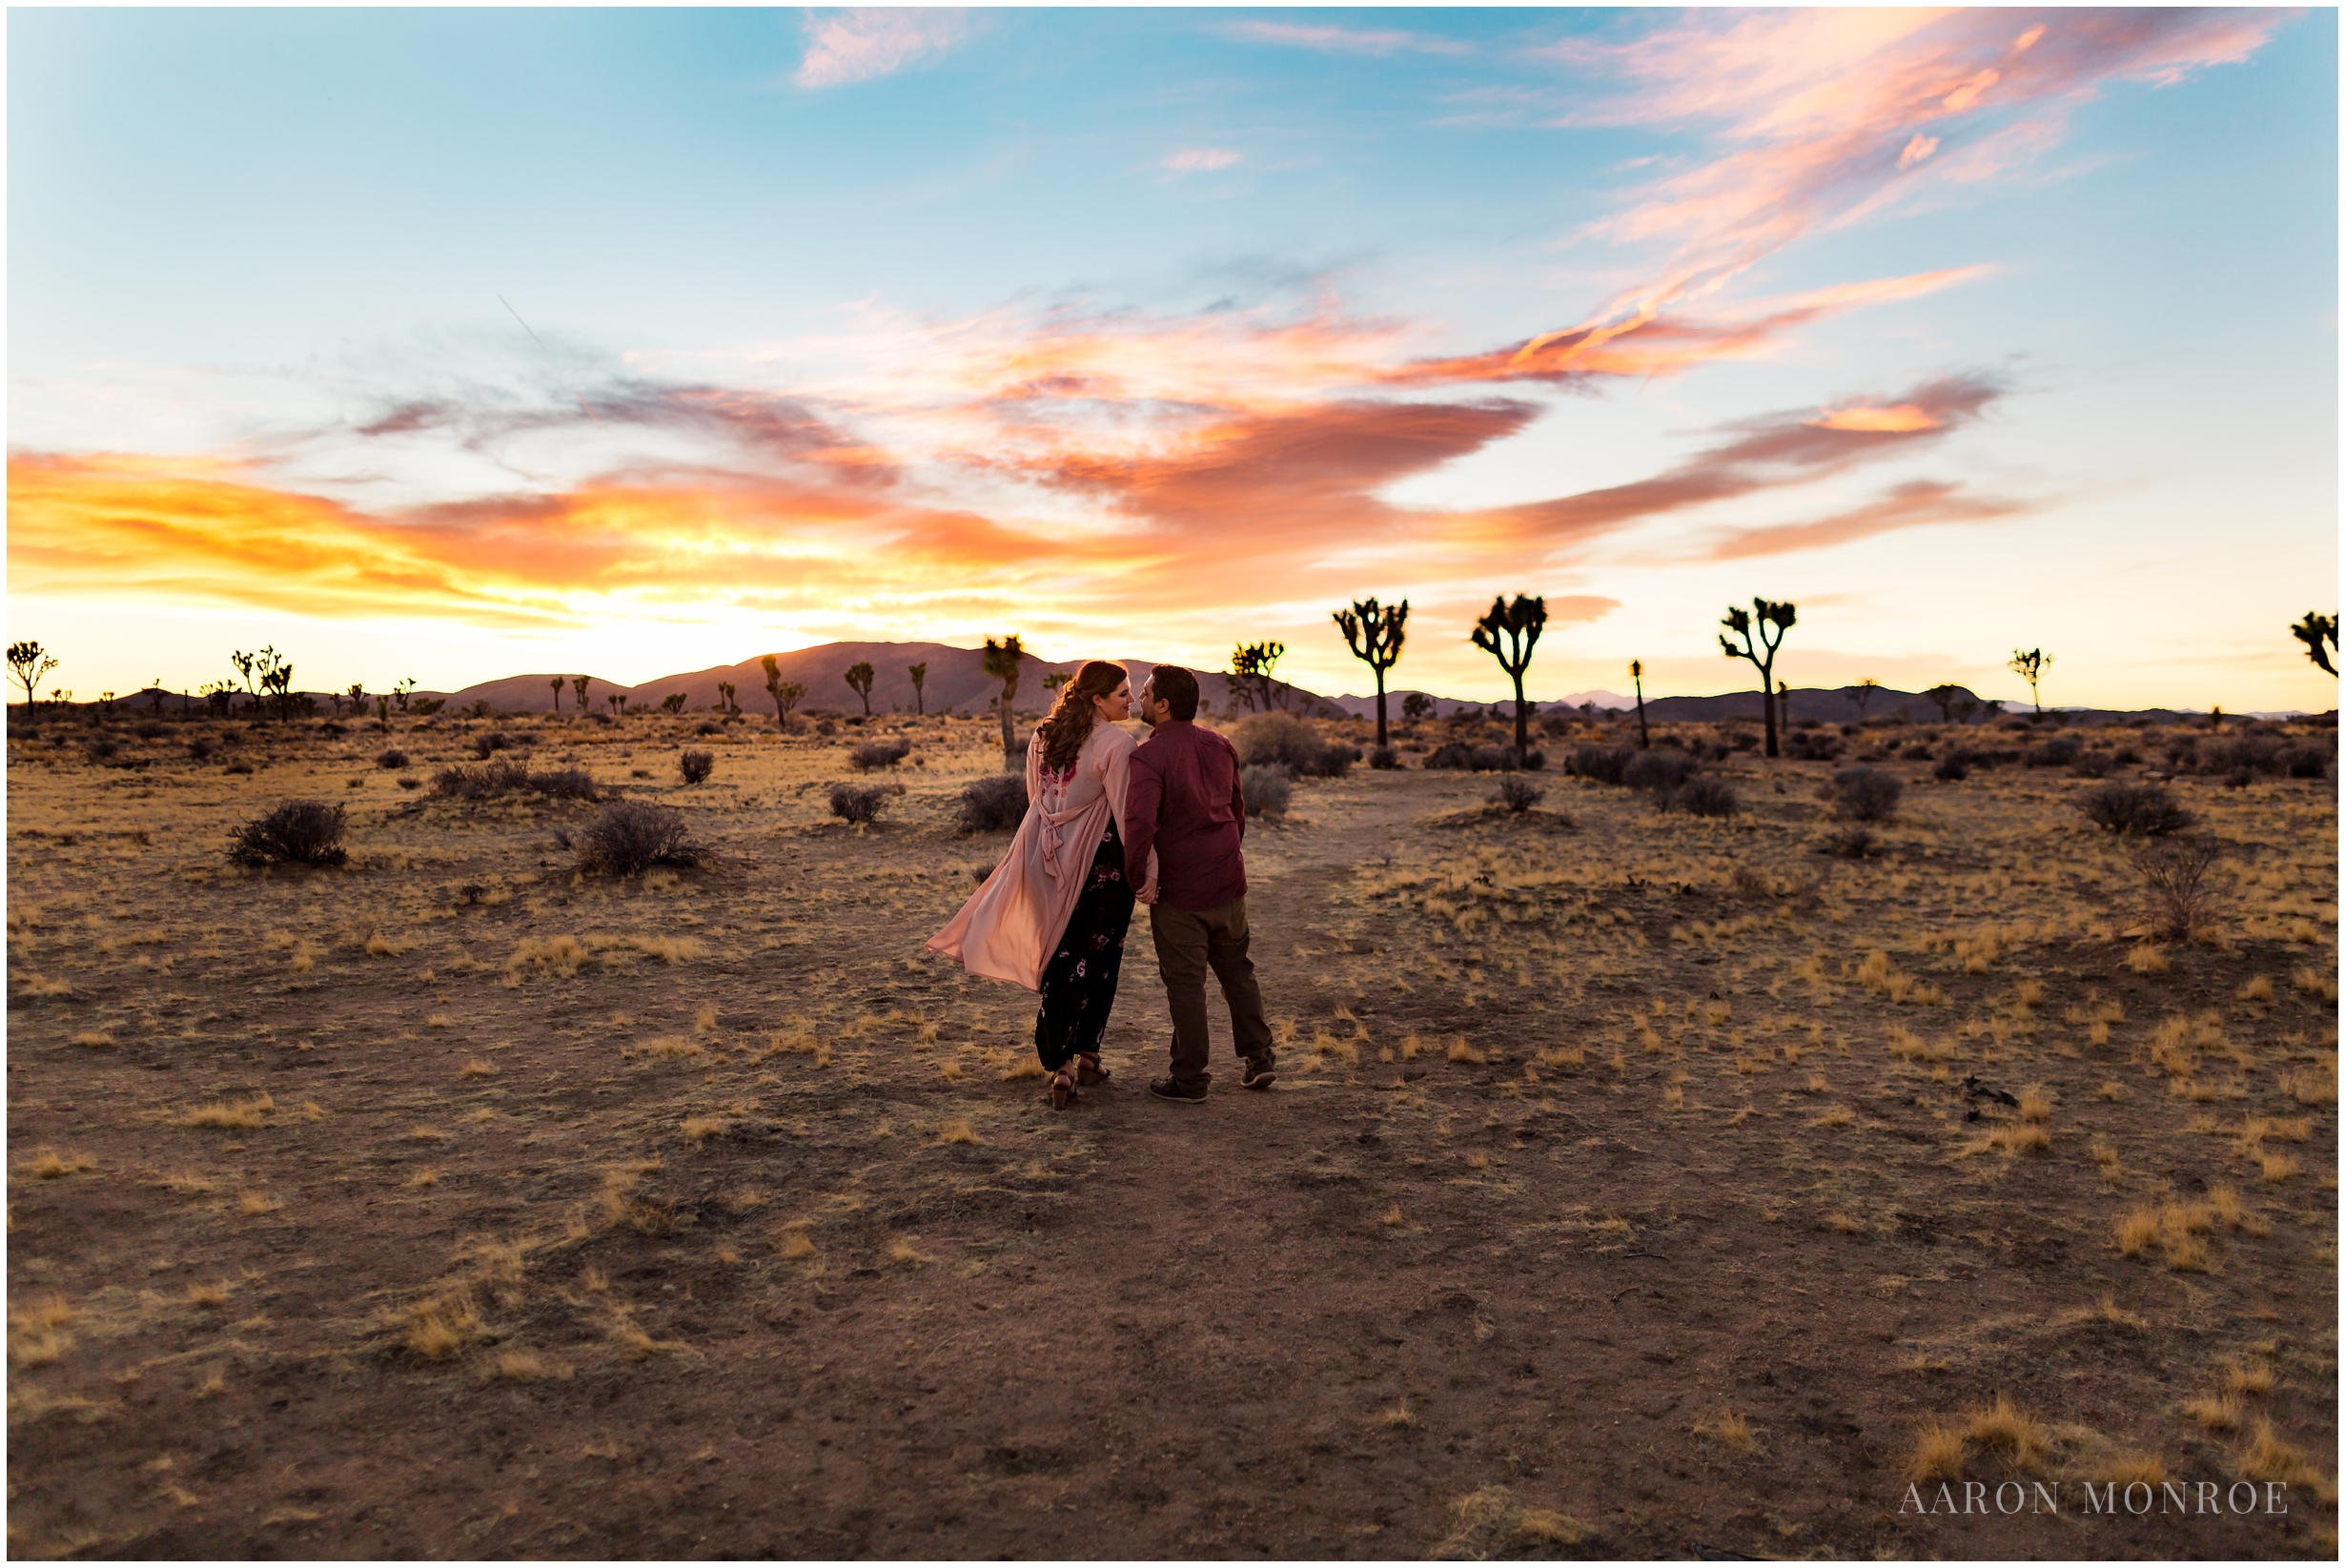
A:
[1149,896,1274,1088]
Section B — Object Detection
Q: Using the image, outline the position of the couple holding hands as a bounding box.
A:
[928,662,1276,1108]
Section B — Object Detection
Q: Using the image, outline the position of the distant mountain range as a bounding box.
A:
[96,641,2294,723]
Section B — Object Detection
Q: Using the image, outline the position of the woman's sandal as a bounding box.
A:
[1050,1069,1076,1110]
[1073,1053,1111,1087]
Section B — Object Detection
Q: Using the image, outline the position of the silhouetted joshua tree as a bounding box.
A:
[1853,676,1880,720]
[9,641,58,712]
[845,661,876,716]
[907,662,928,716]
[571,675,590,713]
[1402,691,1435,723]
[1334,597,1409,747]
[717,681,737,715]
[2008,648,2053,713]
[2293,611,2337,676]
[1629,659,1649,749]
[1719,599,1795,758]
[982,636,1025,768]
[1471,594,1547,753]
[1231,641,1288,714]
[760,656,805,731]
[550,676,565,712]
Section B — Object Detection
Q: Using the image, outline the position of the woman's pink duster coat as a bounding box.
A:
[927,723,1155,992]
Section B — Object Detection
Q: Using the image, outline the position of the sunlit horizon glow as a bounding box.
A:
[8,8,2335,711]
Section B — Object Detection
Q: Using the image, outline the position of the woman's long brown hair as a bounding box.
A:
[1035,661,1130,773]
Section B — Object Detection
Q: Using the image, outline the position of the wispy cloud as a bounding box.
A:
[1221,20,1470,58]
[794,8,969,90]
[1702,479,2029,561]
[1540,9,2280,323]
[1163,147,1244,173]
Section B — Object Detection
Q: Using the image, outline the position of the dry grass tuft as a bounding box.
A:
[2018,1086,2053,1123]
[70,1029,114,1049]
[2187,1390,2245,1432]
[497,1351,551,1382]
[20,1148,96,1180]
[1693,1408,1760,1451]
[1380,1396,1417,1428]
[1823,1212,1866,1234]
[887,1237,934,1268]
[681,1115,729,1145]
[459,1058,497,1078]
[182,1094,273,1130]
[1907,1420,1968,1481]
[2238,974,2275,1002]
[1964,1393,2051,1469]
[779,1231,817,1260]
[237,1191,282,1216]
[640,1036,705,1063]
[2226,1360,2277,1397]
[1446,1037,1487,1066]
[2126,945,2170,974]
[1431,1484,1594,1557]
[2236,1418,2333,1500]
[935,1119,981,1146]
[2099,1451,2169,1486]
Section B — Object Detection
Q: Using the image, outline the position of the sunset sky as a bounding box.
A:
[9,8,2336,710]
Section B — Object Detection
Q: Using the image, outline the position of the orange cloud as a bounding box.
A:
[1808,404,1939,433]
[1703,479,2028,560]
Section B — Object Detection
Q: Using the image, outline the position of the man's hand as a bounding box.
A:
[1136,877,1159,906]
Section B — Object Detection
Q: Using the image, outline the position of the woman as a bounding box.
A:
[928,661,1156,1108]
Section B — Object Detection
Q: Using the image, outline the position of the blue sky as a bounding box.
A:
[9,8,2335,709]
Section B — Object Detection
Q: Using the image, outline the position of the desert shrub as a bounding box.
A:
[223,759,255,776]
[575,800,707,875]
[694,721,723,737]
[955,774,1028,833]
[228,800,348,867]
[2280,744,2332,779]
[433,760,597,802]
[815,718,838,737]
[1623,750,1698,792]
[2070,751,2115,779]
[1490,778,1543,814]
[1932,750,1972,782]
[1658,777,1740,818]
[2080,782,2193,838]
[850,738,912,771]
[376,748,409,770]
[187,737,215,763]
[397,776,420,791]
[85,736,119,763]
[133,720,165,740]
[1429,743,1538,772]
[2112,746,2143,766]
[1901,743,1934,761]
[1566,744,1632,784]
[470,730,520,760]
[1823,825,1879,859]
[678,748,714,785]
[2028,735,2081,767]
[1826,766,1903,823]
[2136,836,2222,942]
[1727,729,1759,752]
[1230,713,1356,778]
[1239,763,1294,820]
[1784,729,1845,762]
[1368,744,1400,770]
[828,782,900,825]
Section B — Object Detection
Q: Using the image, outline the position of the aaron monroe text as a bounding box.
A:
[1903,1479,2294,1517]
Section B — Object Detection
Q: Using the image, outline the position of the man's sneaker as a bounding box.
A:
[1147,1076,1209,1104]
[1239,1057,1277,1090]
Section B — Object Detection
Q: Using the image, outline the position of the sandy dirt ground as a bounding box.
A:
[6,705,2336,1558]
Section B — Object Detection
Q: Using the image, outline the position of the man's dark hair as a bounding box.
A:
[1149,663,1199,722]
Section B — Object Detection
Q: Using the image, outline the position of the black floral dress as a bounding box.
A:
[1033,816,1136,1072]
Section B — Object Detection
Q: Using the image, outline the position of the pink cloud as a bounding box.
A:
[1163,147,1243,173]
[795,8,968,89]
[1221,20,1470,58]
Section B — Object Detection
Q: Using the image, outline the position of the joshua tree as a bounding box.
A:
[1402,691,1435,723]
[8,641,58,713]
[760,656,805,731]
[395,677,418,711]
[907,662,928,716]
[255,646,295,723]
[149,679,167,718]
[570,675,589,712]
[1629,659,1649,749]
[231,649,259,713]
[1333,597,1409,746]
[1231,641,1288,714]
[1471,594,1547,753]
[374,694,392,733]
[1924,683,1963,724]
[2292,611,2336,676]
[717,680,737,715]
[661,692,687,714]
[1853,676,1881,720]
[550,675,565,712]
[982,635,1025,767]
[844,661,876,716]
[1719,599,1796,758]
[2008,648,2053,713]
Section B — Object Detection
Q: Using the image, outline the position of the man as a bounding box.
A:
[1123,664,1275,1102]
